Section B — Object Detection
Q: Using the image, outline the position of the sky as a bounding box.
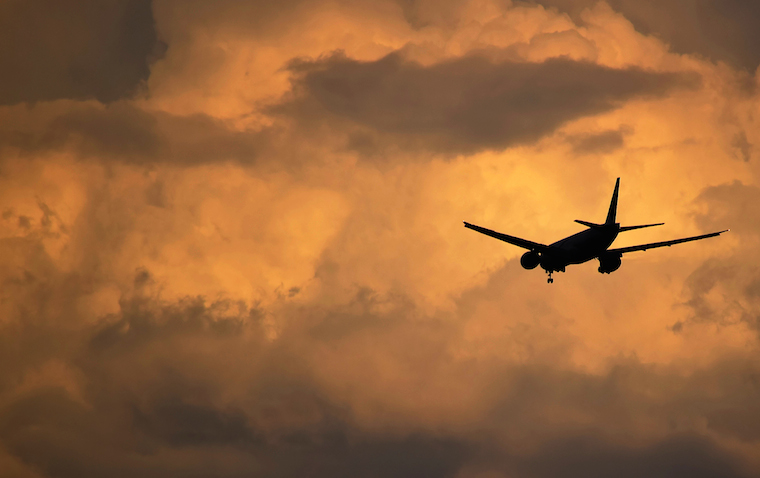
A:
[0,0,759,476]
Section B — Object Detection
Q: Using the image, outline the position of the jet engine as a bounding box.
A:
[520,251,540,269]
[597,252,622,274]
[520,251,541,269]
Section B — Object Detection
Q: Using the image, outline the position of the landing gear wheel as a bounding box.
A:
[547,271,554,284]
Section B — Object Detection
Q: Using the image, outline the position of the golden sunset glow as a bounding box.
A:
[1,1,759,476]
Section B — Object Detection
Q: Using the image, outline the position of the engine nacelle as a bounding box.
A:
[520,251,540,269]
[598,252,622,274]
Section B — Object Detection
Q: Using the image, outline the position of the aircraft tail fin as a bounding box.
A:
[619,222,664,232]
[605,178,620,225]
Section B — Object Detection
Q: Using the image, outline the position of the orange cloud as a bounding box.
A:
[1,1,759,476]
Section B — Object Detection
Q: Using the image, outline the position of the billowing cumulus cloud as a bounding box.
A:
[532,0,760,71]
[1,1,760,477]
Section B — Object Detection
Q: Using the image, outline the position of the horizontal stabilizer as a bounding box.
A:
[575,219,605,228]
[619,223,664,232]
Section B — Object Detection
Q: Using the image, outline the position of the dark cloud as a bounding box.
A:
[509,434,751,478]
[0,234,759,477]
[530,0,760,71]
[282,52,698,155]
[732,132,753,162]
[156,0,307,38]
[4,385,753,478]
[394,0,475,30]
[0,0,164,105]
[0,103,266,164]
[566,126,632,155]
[1,390,468,478]
[306,287,412,341]
[131,396,259,447]
[0,260,467,477]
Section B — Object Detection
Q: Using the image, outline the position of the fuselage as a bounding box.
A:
[541,224,620,271]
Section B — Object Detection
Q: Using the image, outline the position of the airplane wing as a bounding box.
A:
[463,222,548,251]
[606,229,729,255]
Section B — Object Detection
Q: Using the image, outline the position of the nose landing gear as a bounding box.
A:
[547,270,554,284]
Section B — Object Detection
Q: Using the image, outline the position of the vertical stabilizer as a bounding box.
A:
[606,178,620,225]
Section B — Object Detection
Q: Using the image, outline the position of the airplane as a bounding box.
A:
[464,178,728,283]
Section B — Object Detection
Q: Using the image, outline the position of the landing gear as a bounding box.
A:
[547,270,554,284]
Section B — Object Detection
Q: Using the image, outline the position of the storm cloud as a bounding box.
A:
[0,0,164,105]
[284,52,698,154]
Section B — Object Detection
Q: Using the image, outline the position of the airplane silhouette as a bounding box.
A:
[464,178,728,283]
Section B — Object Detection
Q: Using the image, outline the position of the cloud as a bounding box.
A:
[1,1,760,476]
[2,265,759,477]
[677,182,760,333]
[506,434,751,478]
[282,52,698,155]
[0,0,165,105]
[0,185,755,476]
[693,181,760,238]
[531,0,760,71]
[566,126,633,155]
[732,132,753,163]
[0,102,266,165]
